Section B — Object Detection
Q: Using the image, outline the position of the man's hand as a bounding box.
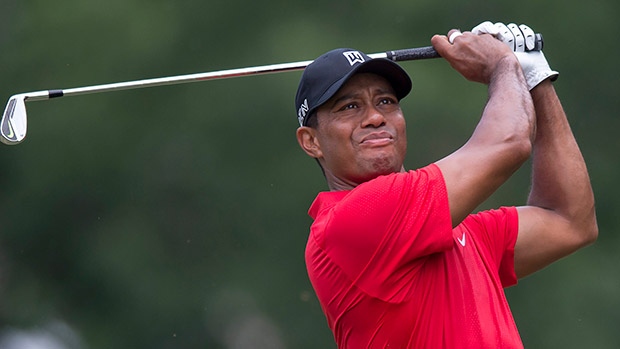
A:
[472,21,559,90]
[431,29,519,85]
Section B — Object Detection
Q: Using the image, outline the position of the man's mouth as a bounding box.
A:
[361,131,394,146]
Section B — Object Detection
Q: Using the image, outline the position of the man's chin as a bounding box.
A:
[354,159,403,182]
[371,156,403,174]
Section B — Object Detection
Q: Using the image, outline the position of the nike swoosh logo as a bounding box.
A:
[457,233,466,247]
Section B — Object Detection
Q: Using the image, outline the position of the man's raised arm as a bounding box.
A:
[432,29,535,226]
[515,80,598,278]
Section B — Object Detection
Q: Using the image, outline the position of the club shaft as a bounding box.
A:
[58,59,317,99]
[15,32,544,103]
[22,46,440,102]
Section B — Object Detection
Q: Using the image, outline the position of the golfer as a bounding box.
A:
[294,21,597,348]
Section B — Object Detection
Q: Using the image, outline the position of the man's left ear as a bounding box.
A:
[295,127,323,159]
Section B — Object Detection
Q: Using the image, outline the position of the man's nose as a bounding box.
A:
[361,105,386,128]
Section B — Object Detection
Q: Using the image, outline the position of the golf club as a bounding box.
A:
[1,34,543,145]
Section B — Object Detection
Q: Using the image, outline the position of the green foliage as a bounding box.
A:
[0,0,618,348]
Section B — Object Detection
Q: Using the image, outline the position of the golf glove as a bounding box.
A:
[472,21,559,90]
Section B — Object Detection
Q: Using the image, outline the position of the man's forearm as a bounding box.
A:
[438,56,535,226]
[527,80,597,240]
[481,56,536,146]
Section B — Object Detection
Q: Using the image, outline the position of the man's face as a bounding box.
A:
[309,73,407,188]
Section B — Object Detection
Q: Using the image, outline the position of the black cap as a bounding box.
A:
[295,48,412,126]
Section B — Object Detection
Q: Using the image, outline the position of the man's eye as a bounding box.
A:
[341,103,357,110]
[379,98,395,105]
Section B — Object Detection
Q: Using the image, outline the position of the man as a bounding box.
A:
[294,22,598,348]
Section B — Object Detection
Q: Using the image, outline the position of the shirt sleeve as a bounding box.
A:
[459,206,519,287]
[322,164,453,302]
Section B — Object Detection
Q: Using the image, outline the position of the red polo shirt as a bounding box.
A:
[305,164,522,348]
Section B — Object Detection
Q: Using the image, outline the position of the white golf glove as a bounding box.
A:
[472,21,559,90]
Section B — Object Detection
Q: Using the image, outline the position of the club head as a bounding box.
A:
[1,94,28,145]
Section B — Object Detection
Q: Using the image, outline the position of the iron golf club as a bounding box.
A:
[1,35,543,145]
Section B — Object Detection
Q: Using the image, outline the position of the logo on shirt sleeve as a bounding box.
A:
[457,232,466,247]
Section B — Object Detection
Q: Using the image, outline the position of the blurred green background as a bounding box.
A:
[0,0,618,348]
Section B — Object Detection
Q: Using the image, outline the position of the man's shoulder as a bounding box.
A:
[355,163,444,191]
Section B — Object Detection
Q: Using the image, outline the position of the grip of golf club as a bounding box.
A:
[387,46,439,61]
[387,33,544,62]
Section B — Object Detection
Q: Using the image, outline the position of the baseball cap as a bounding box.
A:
[295,48,412,126]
